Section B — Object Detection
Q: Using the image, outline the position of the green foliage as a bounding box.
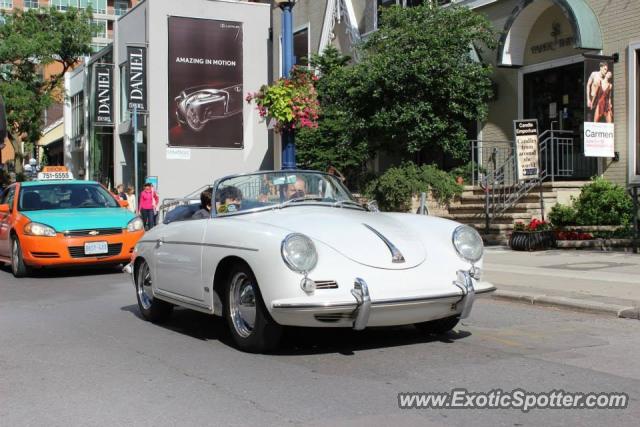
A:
[296,47,371,190]
[448,161,486,183]
[295,5,496,186]
[548,203,577,227]
[0,7,93,169]
[349,4,496,159]
[573,177,634,226]
[549,177,633,227]
[365,162,462,212]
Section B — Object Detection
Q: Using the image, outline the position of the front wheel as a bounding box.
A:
[10,237,30,278]
[224,264,282,353]
[135,259,173,323]
[414,315,460,335]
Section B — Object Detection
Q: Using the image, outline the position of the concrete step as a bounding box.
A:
[448,203,543,213]
[457,194,542,204]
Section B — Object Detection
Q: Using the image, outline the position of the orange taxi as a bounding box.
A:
[0,167,145,277]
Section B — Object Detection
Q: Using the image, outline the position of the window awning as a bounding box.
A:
[497,0,603,67]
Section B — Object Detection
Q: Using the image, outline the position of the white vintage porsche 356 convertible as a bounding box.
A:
[129,170,495,353]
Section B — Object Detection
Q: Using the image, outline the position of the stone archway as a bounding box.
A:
[497,0,603,67]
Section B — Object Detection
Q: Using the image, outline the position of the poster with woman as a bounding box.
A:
[584,56,614,157]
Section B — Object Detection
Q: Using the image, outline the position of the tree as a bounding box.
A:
[0,7,93,172]
[296,46,373,190]
[297,4,496,182]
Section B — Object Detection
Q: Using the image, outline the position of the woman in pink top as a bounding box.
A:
[138,183,159,230]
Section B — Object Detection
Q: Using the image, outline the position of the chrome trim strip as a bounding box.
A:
[137,240,258,252]
[271,291,462,310]
[362,223,406,263]
[475,286,497,295]
[155,289,212,312]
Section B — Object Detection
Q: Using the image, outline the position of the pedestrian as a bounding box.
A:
[116,184,128,201]
[138,183,159,230]
[126,185,137,213]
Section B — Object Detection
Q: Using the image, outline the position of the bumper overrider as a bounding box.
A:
[271,270,496,329]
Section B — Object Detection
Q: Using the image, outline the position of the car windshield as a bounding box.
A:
[19,183,120,211]
[214,171,359,215]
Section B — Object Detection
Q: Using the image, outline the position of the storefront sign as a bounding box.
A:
[513,119,540,181]
[94,64,113,125]
[584,56,614,157]
[167,17,244,148]
[127,46,147,112]
[166,147,191,160]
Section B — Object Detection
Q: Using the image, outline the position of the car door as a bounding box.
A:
[0,185,16,257]
[154,218,208,303]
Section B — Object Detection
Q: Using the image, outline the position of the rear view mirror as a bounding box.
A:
[0,204,10,213]
[119,200,129,208]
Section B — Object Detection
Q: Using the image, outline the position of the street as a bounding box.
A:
[1,265,639,426]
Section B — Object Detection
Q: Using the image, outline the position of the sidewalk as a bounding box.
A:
[483,248,640,319]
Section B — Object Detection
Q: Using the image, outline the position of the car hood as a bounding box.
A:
[21,208,135,232]
[252,206,426,270]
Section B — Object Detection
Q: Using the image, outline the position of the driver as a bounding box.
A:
[286,176,306,200]
[216,186,243,213]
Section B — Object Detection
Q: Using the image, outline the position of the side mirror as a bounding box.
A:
[119,200,129,208]
[0,204,10,213]
[366,200,379,212]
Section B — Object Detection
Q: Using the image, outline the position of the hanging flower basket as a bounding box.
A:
[246,66,320,133]
[509,219,556,251]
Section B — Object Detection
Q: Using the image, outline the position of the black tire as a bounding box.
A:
[414,315,460,335]
[10,237,30,278]
[224,263,282,353]
[135,259,173,323]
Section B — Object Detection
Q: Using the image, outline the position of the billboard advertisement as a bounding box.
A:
[584,56,614,157]
[513,119,540,181]
[127,46,147,112]
[94,64,114,126]
[168,17,244,148]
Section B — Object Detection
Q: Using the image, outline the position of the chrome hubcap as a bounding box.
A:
[229,272,256,338]
[137,262,153,310]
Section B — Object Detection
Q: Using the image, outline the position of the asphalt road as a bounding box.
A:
[1,266,639,426]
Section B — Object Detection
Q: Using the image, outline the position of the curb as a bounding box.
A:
[492,290,640,320]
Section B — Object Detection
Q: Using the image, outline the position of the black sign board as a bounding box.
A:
[94,64,114,125]
[513,119,540,181]
[127,46,147,111]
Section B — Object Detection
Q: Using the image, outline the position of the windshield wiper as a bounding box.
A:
[279,196,326,208]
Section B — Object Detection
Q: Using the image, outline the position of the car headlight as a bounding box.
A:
[127,217,144,232]
[281,233,318,274]
[24,222,57,237]
[452,225,483,264]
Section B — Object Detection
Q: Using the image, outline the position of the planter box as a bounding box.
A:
[509,230,556,251]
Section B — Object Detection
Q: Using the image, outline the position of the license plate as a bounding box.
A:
[84,241,108,255]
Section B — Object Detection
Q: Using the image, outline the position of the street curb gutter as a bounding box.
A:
[492,290,640,320]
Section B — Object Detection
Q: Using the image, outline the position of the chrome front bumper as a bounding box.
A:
[271,270,495,329]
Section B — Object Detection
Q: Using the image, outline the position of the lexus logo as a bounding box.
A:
[88,230,100,236]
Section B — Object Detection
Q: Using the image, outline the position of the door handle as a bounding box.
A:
[156,238,164,247]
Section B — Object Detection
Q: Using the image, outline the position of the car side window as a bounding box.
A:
[2,187,15,211]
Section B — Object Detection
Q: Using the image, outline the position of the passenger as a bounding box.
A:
[286,176,306,200]
[216,186,242,213]
[192,188,213,220]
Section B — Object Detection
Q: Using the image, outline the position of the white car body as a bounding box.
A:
[130,185,495,333]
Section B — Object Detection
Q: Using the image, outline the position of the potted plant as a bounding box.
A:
[509,218,556,251]
[246,66,320,132]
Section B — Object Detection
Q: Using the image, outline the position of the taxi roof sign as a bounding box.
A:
[37,166,74,180]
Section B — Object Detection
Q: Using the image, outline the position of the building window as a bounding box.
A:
[114,0,129,16]
[71,92,85,140]
[92,19,107,38]
[24,0,39,9]
[91,42,107,52]
[0,0,13,10]
[50,0,106,14]
[293,27,309,67]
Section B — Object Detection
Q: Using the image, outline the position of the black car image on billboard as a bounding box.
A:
[175,84,243,132]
